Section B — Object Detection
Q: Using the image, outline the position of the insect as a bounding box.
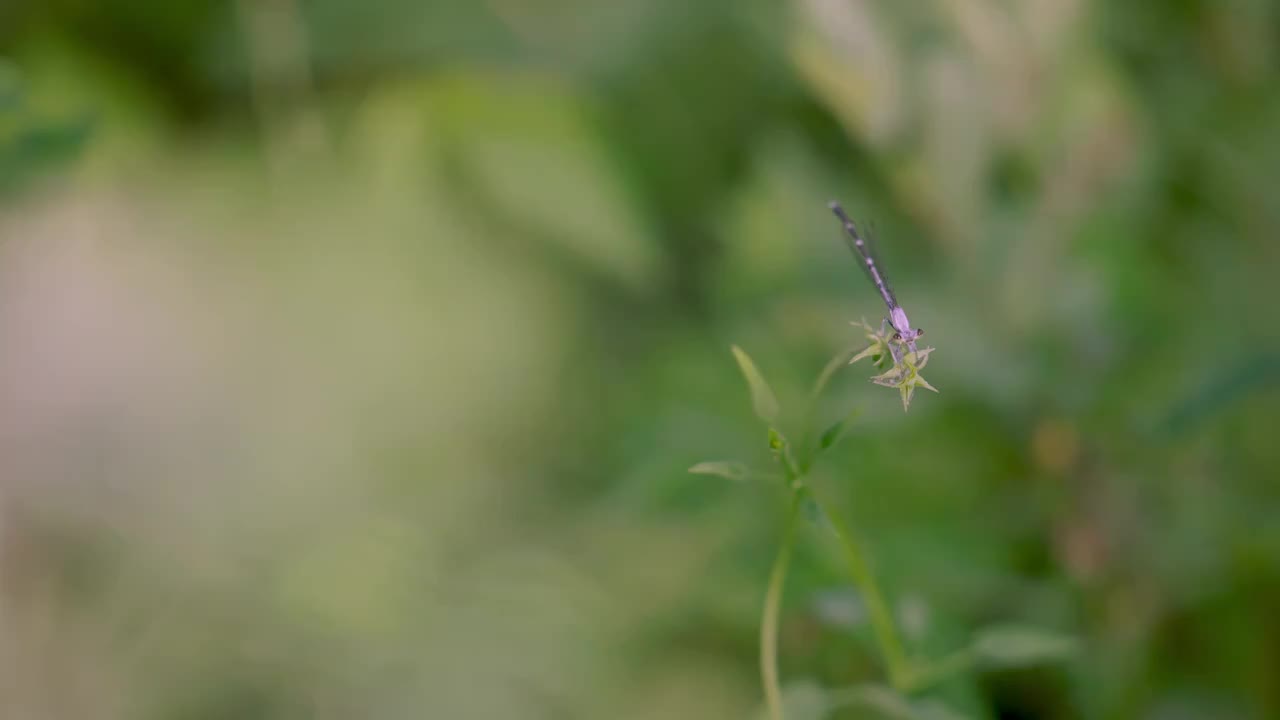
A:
[828,201,924,364]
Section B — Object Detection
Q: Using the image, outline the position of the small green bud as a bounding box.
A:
[768,427,784,452]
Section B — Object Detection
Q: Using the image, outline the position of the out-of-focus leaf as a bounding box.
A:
[687,460,749,482]
[0,58,93,191]
[911,699,971,720]
[731,345,780,423]
[825,684,916,719]
[0,116,93,191]
[426,71,659,291]
[791,2,904,146]
[811,587,864,629]
[971,625,1078,668]
[14,117,93,160]
[818,419,846,450]
[827,684,971,720]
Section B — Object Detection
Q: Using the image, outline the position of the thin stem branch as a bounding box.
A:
[811,492,910,689]
[741,343,919,715]
[799,344,857,465]
[761,490,802,720]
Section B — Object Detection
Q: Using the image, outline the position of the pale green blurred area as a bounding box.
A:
[1,1,1278,719]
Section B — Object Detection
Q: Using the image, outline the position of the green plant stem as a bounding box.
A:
[761,489,802,720]
[810,489,911,690]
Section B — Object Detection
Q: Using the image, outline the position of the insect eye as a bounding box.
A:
[891,332,901,341]
[915,328,924,337]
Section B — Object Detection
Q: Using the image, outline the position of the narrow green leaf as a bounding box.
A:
[731,345,780,423]
[818,419,846,450]
[687,460,749,481]
[971,625,1078,669]
[849,342,882,366]
[871,365,905,387]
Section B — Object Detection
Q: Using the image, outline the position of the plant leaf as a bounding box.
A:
[849,342,883,366]
[687,460,749,481]
[911,699,971,720]
[731,345,780,423]
[971,625,1078,669]
[819,419,846,450]
[871,365,905,387]
[824,684,916,719]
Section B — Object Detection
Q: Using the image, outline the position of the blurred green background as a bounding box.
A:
[1,1,1278,718]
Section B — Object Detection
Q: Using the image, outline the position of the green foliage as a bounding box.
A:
[1,1,1278,718]
[733,344,782,424]
[0,58,91,193]
[772,680,977,720]
[817,419,847,452]
[701,335,1076,719]
[688,460,750,482]
[969,625,1079,669]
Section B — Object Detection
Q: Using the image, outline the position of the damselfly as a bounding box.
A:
[828,201,923,364]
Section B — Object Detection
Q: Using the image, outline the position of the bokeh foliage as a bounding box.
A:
[0,1,1277,718]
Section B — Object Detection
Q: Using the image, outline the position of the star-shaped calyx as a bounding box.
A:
[848,319,938,412]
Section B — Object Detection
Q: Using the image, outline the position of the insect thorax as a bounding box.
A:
[890,307,913,335]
